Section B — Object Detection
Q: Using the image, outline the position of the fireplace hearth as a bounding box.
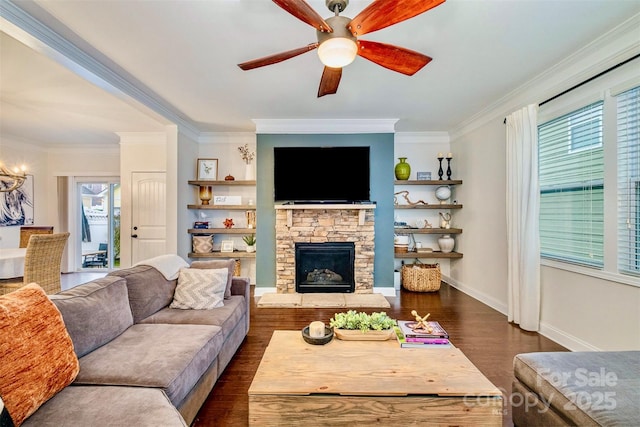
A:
[295,242,355,293]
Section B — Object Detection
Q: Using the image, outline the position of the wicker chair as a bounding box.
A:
[22,232,70,294]
[19,226,54,248]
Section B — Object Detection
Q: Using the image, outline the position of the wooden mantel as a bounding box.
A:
[274,204,377,227]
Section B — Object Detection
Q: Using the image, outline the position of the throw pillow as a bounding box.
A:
[170,268,228,310]
[0,284,79,426]
[190,259,235,299]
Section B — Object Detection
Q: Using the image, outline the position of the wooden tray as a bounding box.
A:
[334,328,394,341]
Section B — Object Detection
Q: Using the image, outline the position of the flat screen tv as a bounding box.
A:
[274,146,370,203]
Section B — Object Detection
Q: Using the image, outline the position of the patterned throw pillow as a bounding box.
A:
[0,284,79,426]
[192,235,213,253]
[190,259,236,299]
[170,268,228,310]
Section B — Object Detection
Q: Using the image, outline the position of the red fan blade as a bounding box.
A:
[238,43,318,70]
[272,0,333,32]
[348,0,445,37]
[356,40,431,75]
[318,66,342,97]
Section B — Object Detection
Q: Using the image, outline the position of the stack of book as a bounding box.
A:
[394,320,452,348]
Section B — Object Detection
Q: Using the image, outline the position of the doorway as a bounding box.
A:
[77,179,120,270]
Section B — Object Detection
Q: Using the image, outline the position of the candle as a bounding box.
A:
[437,152,444,158]
[309,321,325,338]
[446,152,453,159]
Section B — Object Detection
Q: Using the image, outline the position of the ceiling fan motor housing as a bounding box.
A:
[317,16,356,44]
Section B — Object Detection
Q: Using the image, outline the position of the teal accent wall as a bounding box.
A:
[256,134,395,289]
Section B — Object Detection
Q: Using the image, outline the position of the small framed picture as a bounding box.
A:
[197,158,218,181]
[220,240,234,253]
[417,171,432,180]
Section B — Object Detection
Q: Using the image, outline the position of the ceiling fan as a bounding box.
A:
[238,0,445,97]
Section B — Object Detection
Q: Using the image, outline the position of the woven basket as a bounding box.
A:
[401,263,441,292]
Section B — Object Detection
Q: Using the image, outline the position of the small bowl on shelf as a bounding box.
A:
[301,326,334,345]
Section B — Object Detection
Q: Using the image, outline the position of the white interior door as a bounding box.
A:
[131,172,166,264]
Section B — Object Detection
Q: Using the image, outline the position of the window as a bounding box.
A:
[617,86,640,276]
[568,107,602,153]
[539,102,604,267]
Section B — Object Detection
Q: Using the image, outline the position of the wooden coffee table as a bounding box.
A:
[248,330,502,426]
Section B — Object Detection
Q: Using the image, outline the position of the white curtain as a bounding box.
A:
[506,104,540,332]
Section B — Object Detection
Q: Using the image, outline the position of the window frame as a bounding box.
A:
[536,65,640,289]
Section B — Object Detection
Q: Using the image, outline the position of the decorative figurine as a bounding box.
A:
[394,190,428,206]
[223,218,234,229]
[410,310,434,333]
[439,212,452,229]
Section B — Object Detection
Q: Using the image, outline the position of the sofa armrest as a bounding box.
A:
[231,277,250,334]
[230,277,250,297]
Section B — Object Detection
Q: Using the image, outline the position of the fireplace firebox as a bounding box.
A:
[295,242,355,293]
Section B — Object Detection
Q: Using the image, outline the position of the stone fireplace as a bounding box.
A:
[274,205,376,293]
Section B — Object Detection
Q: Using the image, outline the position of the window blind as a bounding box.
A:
[538,101,604,267]
[616,86,640,276]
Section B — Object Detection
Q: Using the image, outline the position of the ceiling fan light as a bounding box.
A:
[318,37,357,68]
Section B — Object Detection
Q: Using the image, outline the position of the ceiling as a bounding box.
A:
[2,0,640,146]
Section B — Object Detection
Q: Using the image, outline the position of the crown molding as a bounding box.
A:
[253,119,398,134]
[1,0,201,141]
[450,12,640,140]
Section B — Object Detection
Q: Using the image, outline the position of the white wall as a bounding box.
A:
[0,137,49,247]
[449,15,640,351]
[448,120,509,313]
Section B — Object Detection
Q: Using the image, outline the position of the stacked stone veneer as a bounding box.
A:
[275,208,375,293]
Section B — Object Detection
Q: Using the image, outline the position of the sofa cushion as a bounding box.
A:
[0,284,79,426]
[73,323,223,406]
[170,268,228,310]
[50,276,133,357]
[108,265,177,323]
[22,386,187,427]
[143,295,246,341]
[190,259,235,298]
[514,351,640,426]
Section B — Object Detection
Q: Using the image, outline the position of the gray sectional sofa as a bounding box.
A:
[23,263,250,426]
[512,351,640,426]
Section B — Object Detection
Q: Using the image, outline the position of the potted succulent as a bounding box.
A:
[329,310,396,341]
[242,234,256,253]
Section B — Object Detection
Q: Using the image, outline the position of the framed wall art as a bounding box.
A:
[0,175,34,227]
[197,158,218,181]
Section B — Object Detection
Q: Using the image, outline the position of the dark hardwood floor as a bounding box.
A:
[193,283,567,427]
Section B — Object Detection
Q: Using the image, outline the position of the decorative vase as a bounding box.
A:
[245,163,255,181]
[246,245,256,253]
[394,157,411,180]
[199,186,212,205]
[438,234,455,253]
